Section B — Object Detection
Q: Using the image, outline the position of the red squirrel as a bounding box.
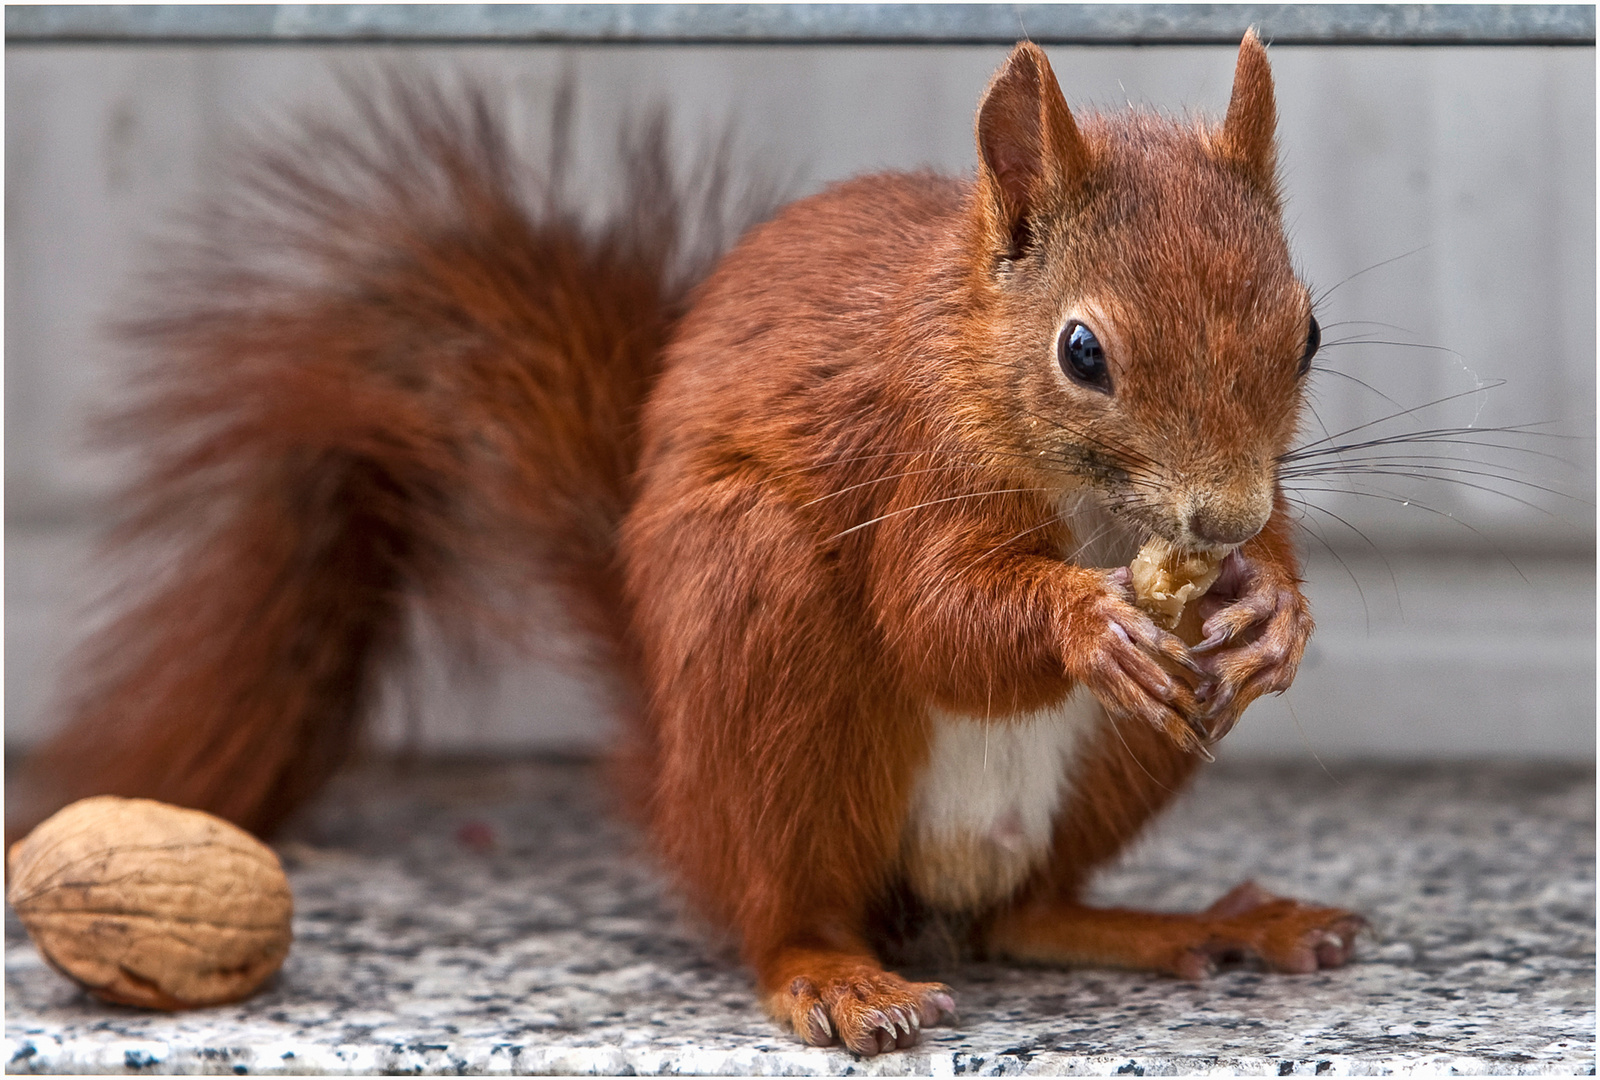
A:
[23,35,1364,1054]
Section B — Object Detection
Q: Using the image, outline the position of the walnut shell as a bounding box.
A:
[5,795,292,1009]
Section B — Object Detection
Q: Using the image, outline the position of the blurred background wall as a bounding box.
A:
[7,36,1594,760]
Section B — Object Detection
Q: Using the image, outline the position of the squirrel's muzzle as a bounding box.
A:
[1182,484,1273,547]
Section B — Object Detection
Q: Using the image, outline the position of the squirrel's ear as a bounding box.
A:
[1217,29,1278,190]
[975,42,1090,255]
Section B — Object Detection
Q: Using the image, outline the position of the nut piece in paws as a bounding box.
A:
[1129,538,1223,631]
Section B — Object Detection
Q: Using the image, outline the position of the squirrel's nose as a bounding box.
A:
[1186,498,1271,546]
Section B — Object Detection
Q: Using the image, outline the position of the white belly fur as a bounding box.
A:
[902,690,1102,911]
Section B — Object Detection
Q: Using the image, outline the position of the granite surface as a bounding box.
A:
[5,757,1594,1075]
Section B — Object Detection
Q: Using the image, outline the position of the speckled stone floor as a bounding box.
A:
[5,757,1594,1075]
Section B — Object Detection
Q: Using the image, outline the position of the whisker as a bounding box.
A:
[1283,446,1571,473]
[1319,338,1462,356]
[770,445,1069,482]
[1058,509,1135,566]
[1285,698,1345,788]
[1306,365,1422,417]
[768,448,962,481]
[797,463,990,508]
[1283,494,1373,631]
[1317,318,1422,338]
[1296,399,1361,497]
[1280,457,1580,505]
[1101,705,1176,797]
[1283,485,1531,584]
[1311,243,1431,307]
[1284,427,1577,467]
[966,393,1166,473]
[969,518,1061,567]
[1282,386,1515,457]
[828,487,1055,541]
[1287,469,1564,516]
[1286,496,1397,622]
[1007,405,1167,476]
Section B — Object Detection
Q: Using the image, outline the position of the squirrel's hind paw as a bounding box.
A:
[1178,880,1368,977]
[989,885,1366,979]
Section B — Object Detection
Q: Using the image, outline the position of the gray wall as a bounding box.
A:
[7,43,1594,759]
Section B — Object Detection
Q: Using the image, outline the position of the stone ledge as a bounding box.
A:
[5,758,1594,1075]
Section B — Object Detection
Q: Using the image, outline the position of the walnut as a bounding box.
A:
[5,795,292,1010]
[1129,537,1222,632]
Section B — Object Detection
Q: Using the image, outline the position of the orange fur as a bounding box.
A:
[22,37,1363,1052]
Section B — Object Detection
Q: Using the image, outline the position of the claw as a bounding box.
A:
[781,969,951,1054]
[1313,930,1349,964]
[1178,707,1215,754]
[807,1004,832,1043]
[1208,704,1244,741]
[923,991,958,1026]
[1174,948,1218,980]
[1203,680,1237,719]
[1125,617,1206,677]
[1160,640,1209,679]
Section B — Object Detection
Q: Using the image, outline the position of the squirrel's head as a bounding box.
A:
[965,33,1314,556]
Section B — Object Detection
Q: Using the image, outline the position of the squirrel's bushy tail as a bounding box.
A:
[20,76,746,837]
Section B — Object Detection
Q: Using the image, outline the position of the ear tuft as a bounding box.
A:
[975,42,1090,256]
[1218,28,1278,191]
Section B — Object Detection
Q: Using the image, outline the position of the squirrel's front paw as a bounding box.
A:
[1191,552,1313,740]
[1064,571,1208,751]
[774,967,956,1055]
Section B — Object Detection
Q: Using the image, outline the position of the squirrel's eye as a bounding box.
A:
[1058,321,1111,392]
[1298,315,1321,377]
